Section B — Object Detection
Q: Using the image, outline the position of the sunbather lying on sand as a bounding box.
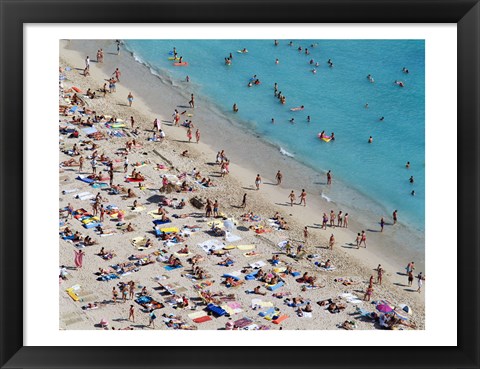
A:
[218,257,234,266]
[61,158,80,167]
[253,286,266,296]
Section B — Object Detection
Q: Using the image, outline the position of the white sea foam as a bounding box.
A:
[320,192,331,202]
[279,147,294,158]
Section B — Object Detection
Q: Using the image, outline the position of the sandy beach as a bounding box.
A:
[59,39,425,331]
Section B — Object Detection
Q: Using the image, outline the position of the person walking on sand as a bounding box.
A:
[127,92,134,107]
[377,265,383,285]
[406,261,415,274]
[255,174,262,190]
[329,234,335,250]
[116,40,121,55]
[359,230,367,247]
[241,193,247,208]
[364,285,374,301]
[337,211,343,227]
[416,272,425,293]
[288,191,296,206]
[195,129,200,143]
[85,56,90,70]
[74,249,85,269]
[408,270,414,286]
[91,158,97,175]
[187,127,193,143]
[322,213,328,230]
[130,116,135,129]
[112,287,118,304]
[189,94,195,108]
[329,210,336,228]
[153,118,161,132]
[148,309,157,328]
[213,200,219,217]
[128,305,135,322]
[380,217,385,232]
[355,233,361,249]
[344,213,349,228]
[299,189,307,207]
[303,226,309,243]
[327,170,332,185]
[393,210,398,224]
[113,68,121,82]
[78,156,84,173]
[275,170,283,185]
[124,156,129,173]
[129,281,135,300]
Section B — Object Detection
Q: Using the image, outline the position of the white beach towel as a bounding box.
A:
[197,239,225,253]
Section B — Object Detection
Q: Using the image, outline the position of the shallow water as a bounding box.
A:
[124,39,425,232]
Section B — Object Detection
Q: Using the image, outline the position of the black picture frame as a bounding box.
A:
[1,1,478,368]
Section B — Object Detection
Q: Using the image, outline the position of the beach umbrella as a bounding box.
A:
[399,304,413,315]
[376,304,394,313]
[223,220,234,231]
[394,309,410,320]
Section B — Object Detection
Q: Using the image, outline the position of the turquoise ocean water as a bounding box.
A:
[124,39,425,231]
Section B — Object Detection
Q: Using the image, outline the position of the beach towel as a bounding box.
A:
[273,267,287,273]
[152,219,172,225]
[222,270,242,281]
[125,177,144,183]
[91,182,108,189]
[206,303,227,317]
[224,233,242,243]
[84,222,102,229]
[66,287,80,301]
[259,307,276,317]
[272,315,288,324]
[164,265,183,271]
[97,273,119,281]
[135,296,153,305]
[266,281,285,291]
[290,271,301,277]
[76,175,95,184]
[206,220,224,228]
[236,244,255,251]
[233,317,254,328]
[193,316,212,324]
[82,127,98,135]
[77,192,95,201]
[249,260,266,269]
[251,299,274,308]
[245,269,260,281]
[130,206,146,213]
[197,239,224,253]
[160,227,180,234]
[147,210,163,219]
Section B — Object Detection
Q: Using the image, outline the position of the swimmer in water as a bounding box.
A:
[290,118,295,124]
[307,116,311,122]
[365,103,369,108]
[309,59,314,65]
[289,41,293,46]
[411,190,415,196]
[331,132,335,140]
[379,116,385,121]
[312,69,317,74]
[274,40,279,46]
[248,82,253,87]
[402,67,409,74]
[409,176,414,183]
[179,56,183,63]
[271,118,275,124]
[233,103,238,112]
[305,48,310,55]
[298,46,302,52]
[406,161,410,169]
[319,131,325,139]
[275,58,279,64]
[368,136,373,143]
[315,62,319,67]
[186,75,190,82]
[242,48,248,53]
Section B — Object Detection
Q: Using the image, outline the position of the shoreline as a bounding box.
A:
[64,39,425,272]
[59,39,425,330]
